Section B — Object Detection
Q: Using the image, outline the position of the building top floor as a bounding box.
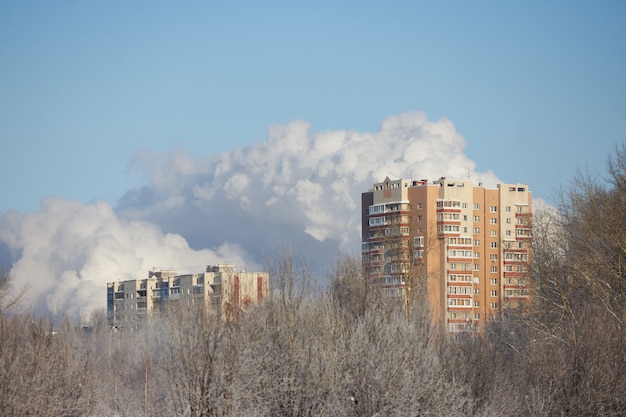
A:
[369,176,529,193]
[107,264,267,294]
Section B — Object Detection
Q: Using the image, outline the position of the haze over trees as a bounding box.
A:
[0,146,624,416]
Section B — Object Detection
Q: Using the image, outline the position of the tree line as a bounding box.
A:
[0,146,625,416]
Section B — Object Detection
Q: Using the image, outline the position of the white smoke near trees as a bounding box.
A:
[0,199,250,319]
[0,111,501,319]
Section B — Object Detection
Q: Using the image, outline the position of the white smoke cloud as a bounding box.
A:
[0,110,502,319]
[0,198,251,320]
[119,111,500,250]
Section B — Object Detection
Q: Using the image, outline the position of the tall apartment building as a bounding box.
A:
[362,177,532,332]
[107,264,269,329]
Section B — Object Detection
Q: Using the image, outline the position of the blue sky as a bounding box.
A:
[1,1,626,318]
[2,1,624,212]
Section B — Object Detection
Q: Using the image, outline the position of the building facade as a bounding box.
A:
[107,264,269,329]
[362,177,532,332]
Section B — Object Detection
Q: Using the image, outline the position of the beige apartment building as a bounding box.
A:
[107,264,269,329]
[362,177,532,332]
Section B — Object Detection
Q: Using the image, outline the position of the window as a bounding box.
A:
[369,217,387,226]
[474,264,480,271]
[473,313,480,320]
[505,206,511,212]
[490,266,498,273]
[505,289,530,298]
[390,263,409,272]
[448,298,471,307]
[437,200,461,209]
[490,254,498,261]
[448,286,472,295]
[462,202,468,208]
[490,242,498,248]
[506,230,512,236]
[490,230,498,236]
[474,301,480,307]
[449,263,472,271]
[474,240,480,246]
[414,236,424,247]
[417,215,423,222]
[506,218,511,224]
[505,252,529,261]
[417,202,423,210]
[490,278,498,285]
[448,274,472,282]
[490,290,498,296]
[473,227,480,234]
[369,204,385,215]
[448,250,473,258]
[490,302,499,309]
[473,215,480,222]
[438,225,460,233]
[385,275,402,285]
[474,288,479,294]
[384,288,402,297]
[490,218,497,224]
[489,206,497,212]
[473,203,480,210]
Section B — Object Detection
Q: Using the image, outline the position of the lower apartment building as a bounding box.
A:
[362,177,532,332]
[107,264,269,329]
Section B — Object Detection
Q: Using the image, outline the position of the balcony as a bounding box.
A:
[504,288,529,301]
[447,299,472,310]
[436,200,462,213]
[438,225,461,238]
